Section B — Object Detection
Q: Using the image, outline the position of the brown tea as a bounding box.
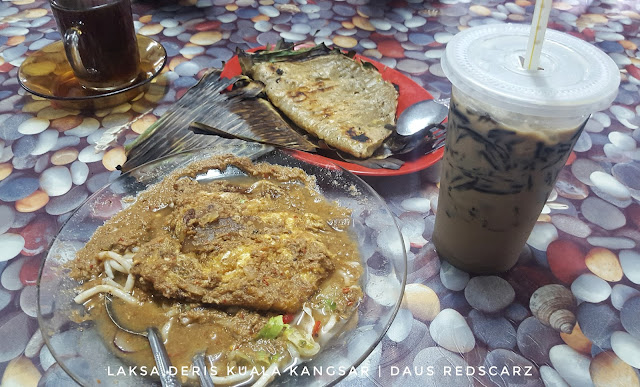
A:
[50,0,140,91]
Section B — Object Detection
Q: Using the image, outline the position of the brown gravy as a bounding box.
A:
[70,155,363,385]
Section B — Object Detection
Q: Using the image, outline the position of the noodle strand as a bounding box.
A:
[101,277,123,289]
[97,251,131,272]
[109,260,127,273]
[285,343,300,365]
[209,372,252,385]
[161,317,173,342]
[104,261,114,279]
[124,274,135,292]
[251,363,279,387]
[74,285,139,305]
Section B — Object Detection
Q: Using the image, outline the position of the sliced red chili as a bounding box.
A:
[282,314,294,324]
[312,320,321,337]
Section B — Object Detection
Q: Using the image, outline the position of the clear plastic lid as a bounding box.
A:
[441,24,620,118]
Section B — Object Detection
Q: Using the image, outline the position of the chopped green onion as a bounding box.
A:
[324,299,337,311]
[257,315,288,339]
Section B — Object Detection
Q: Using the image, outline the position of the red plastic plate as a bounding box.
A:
[221,49,444,176]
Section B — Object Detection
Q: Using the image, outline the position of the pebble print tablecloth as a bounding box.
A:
[1,0,640,385]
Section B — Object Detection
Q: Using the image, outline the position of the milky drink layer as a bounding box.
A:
[433,90,585,273]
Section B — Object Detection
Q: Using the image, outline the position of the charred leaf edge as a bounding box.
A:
[237,41,381,75]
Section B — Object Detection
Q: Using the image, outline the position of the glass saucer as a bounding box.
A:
[18,34,167,110]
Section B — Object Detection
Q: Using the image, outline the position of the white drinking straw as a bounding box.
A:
[524,0,553,70]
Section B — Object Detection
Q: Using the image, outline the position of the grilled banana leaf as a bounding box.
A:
[124,58,445,171]
[122,70,316,172]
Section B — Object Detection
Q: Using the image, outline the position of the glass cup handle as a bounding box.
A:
[62,26,88,78]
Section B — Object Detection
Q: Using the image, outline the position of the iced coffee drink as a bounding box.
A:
[433,90,585,273]
[434,24,619,273]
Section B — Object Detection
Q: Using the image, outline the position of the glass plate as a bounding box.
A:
[18,34,166,110]
[37,144,407,386]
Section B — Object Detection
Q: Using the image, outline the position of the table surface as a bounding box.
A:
[1,0,640,385]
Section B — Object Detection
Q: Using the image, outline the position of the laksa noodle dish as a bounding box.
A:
[69,155,364,385]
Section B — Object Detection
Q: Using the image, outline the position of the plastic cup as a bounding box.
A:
[433,24,620,274]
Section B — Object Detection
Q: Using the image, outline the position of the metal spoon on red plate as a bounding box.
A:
[395,99,449,137]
